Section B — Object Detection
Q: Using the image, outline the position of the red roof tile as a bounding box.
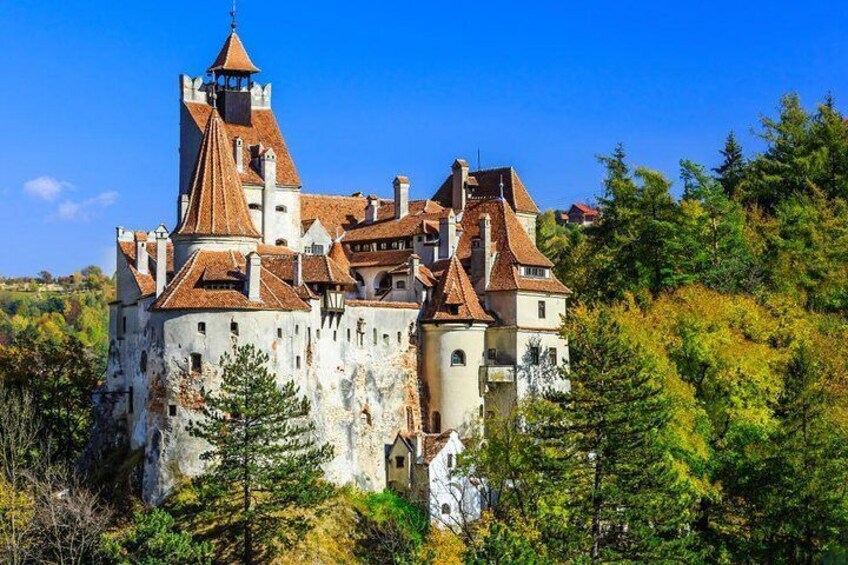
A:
[422,430,455,464]
[208,31,260,74]
[346,300,420,310]
[118,237,175,298]
[327,241,351,272]
[261,254,356,287]
[176,109,261,239]
[432,167,539,214]
[343,200,451,243]
[183,103,300,187]
[423,257,493,323]
[152,250,309,311]
[300,194,371,239]
[347,249,414,268]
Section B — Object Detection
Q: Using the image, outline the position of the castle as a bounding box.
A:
[100,24,570,520]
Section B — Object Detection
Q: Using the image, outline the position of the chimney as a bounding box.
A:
[246,252,261,302]
[407,254,420,303]
[154,224,168,297]
[234,137,244,173]
[439,209,457,260]
[365,195,380,224]
[136,240,149,275]
[393,176,410,220]
[472,213,493,293]
[178,194,189,225]
[293,253,303,288]
[261,148,277,245]
[451,159,469,213]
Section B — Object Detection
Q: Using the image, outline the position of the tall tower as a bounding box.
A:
[208,30,260,126]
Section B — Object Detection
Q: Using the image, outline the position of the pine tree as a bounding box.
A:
[713,131,747,201]
[189,344,333,565]
[756,343,848,563]
[540,307,697,563]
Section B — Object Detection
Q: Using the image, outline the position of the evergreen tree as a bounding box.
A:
[713,131,747,201]
[189,344,333,565]
[757,343,848,563]
[679,160,757,292]
[539,307,698,563]
[102,508,212,565]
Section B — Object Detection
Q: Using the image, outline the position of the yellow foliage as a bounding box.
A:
[419,527,466,565]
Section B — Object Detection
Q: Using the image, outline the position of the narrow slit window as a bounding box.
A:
[197,322,206,335]
[230,321,239,336]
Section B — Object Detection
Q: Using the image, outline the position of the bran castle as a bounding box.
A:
[98,25,570,522]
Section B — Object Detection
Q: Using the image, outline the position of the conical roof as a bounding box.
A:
[176,108,261,239]
[423,256,493,323]
[327,240,351,273]
[208,31,260,74]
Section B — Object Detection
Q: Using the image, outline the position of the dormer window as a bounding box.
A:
[248,203,262,211]
[448,305,460,316]
[523,266,549,278]
[275,239,288,247]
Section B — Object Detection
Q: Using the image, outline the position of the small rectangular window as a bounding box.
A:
[397,332,402,344]
[122,316,127,334]
[538,301,546,319]
[128,386,134,414]
[230,321,239,336]
[396,280,406,289]
[316,329,321,339]
[447,453,454,469]
[296,356,301,369]
[347,328,351,342]
[197,322,206,335]
[373,328,378,345]
[548,348,558,366]
[383,334,389,346]
[295,325,300,335]
[395,456,405,469]
[191,353,202,373]
[487,348,497,361]
[169,404,177,417]
[277,328,283,338]
[333,330,338,342]
[530,346,540,366]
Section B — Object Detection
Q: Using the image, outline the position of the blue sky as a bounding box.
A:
[1,1,847,276]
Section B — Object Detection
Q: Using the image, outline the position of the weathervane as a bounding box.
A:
[230,0,238,31]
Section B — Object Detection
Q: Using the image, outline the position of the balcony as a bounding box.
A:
[479,364,516,384]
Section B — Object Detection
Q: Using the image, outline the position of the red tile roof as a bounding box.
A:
[347,249,414,268]
[300,194,371,239]
[327,241,351,272]
[183,103,300,187]
[422,430,455,464]
[389,261,437,287]
[432,167,539,214]
[118,236,175,298]
[152,250,310,311]
[175,109,262,239]
[570,203,598,215]
[261,254,356,287]
[346,300,420,310]
[423,256,493,324]
[457,200,570,295]
[208,31,260,74]
[343,200,451,243]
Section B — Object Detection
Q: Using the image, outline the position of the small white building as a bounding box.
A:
[386,430,485,527]
[93,23,571,508]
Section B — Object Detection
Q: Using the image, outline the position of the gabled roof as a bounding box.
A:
[422,430,457,464]
[327,241,351,272]
[389,260,437,287]
[432,167,539,214]
[151,250,310,311]
[262,254,356,287]
[343,200,451,243]
[569,203,598,215]
[118,235,175,298]
[183,103,300,187]
[423,256,493,324]
[347,249,414,269]
[300,194,372,239]
[208,31,260,74]
[457,199,570,295]
[175,109,261,239]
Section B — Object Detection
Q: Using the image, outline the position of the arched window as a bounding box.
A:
[451,350,466,366]
[275,205,287,213]
[275,239,288,247]
[432,411,441,433]
[441,503,451,515]
[248,203,262,211]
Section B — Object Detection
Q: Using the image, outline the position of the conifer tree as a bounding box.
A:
[540,307,697,563]
[189,344,333,565]
[713,131,747,201]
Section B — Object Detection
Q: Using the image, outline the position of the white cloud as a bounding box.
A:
[23,176,73,200]
[53,191,119,221]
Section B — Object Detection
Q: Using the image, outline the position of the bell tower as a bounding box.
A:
[207,7,260,126]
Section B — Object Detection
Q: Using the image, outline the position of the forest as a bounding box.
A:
[1,93,847,564]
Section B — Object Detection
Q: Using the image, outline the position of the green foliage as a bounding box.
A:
[351,490,429,565]
[102,508,212,565]
[189,344,334,564]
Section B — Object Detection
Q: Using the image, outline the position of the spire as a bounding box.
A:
[176,108,261,239]
[208,30,260,74]
[423,256,493,323]
[327,240,351,273]
[230,0,238,31]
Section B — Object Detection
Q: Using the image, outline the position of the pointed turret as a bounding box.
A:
[208,31,260,74]
[176,108,261,239]
[423,256,493,323]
